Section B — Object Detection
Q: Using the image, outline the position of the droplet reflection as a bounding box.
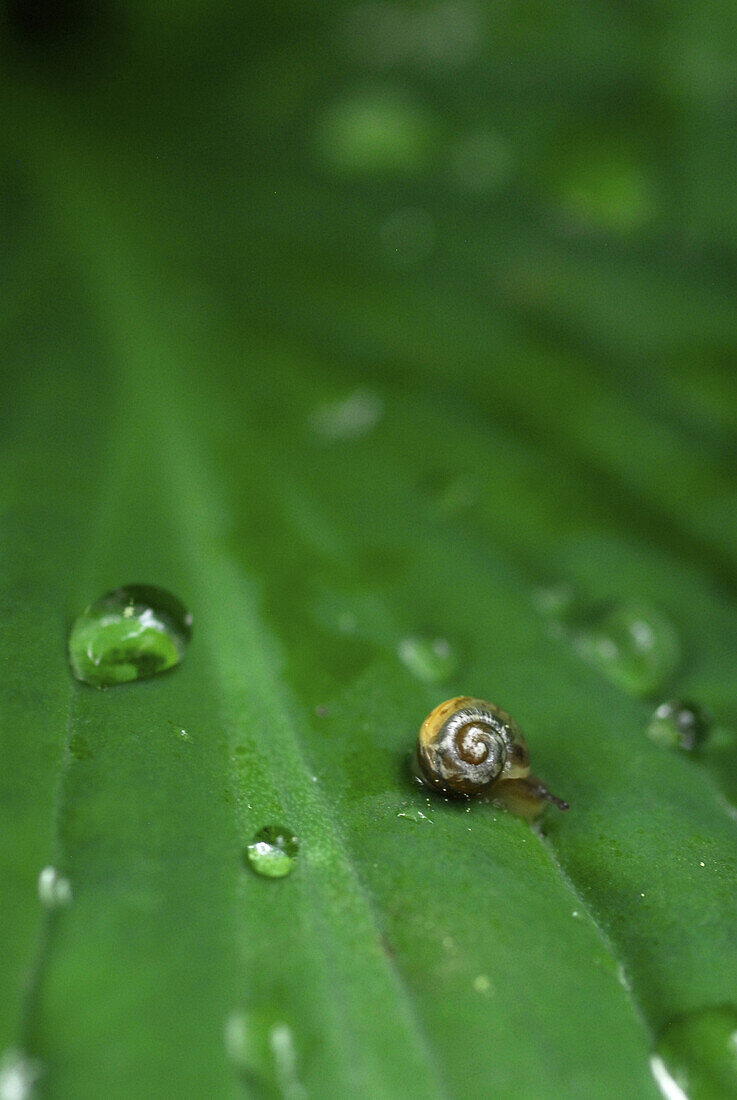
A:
[68,585,192,688]
[245,826,299,879]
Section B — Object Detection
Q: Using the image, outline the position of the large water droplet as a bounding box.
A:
[398,635,458,683]
[308,390,384,442]
[68,585,192,687]
[647,700,712,753]
[245,826,299,879]
[37,866,72,909]
[575,603,680,697]
[651,1005,737,1100]
[225,1010,306,1099]
[0,1050,42,1100]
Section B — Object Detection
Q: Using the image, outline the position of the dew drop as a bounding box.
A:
[68,585,192,688]
[575,602,680,697]
[398,635,458,683]
[37,866,72,909]
[308,390,384,442]
[554,147,653,234]
[651,1005,737,1100]
[316,88,436,176]
[225,1010,305,1098]
[532,582,578,621]
[397,807,433,824]
[245,826,299,879]
[647,700,711,753]
[68,733,92,761]
[0,1049,42,1100]
[338,1,481,71]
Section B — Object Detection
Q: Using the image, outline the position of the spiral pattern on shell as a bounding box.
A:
[416,696,528,796]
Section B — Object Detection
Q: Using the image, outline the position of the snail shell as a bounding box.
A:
[416,696,531,797]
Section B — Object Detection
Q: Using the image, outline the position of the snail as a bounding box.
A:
[413,696,568,817]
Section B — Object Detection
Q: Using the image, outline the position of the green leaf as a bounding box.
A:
[2,6,737,1098]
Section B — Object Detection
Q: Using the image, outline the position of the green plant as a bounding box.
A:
[2,4,736,1097]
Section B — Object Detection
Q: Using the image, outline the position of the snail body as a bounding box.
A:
[415,696,568,816]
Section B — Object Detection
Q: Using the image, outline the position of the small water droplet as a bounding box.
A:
[651,1005,737,1100]
[308,390,384,442]
[245,826,299,879]
[397,807,433,824]
[0,1050,42,1100]
[68,733,92,761]
[339,1,480,70]
[316,89,436,176]
[225,1010,306,1098]
[532,582,578,621]
[575,603,680,697]
[37,866,72,909]
[647,700,711,752]
[554,147,653,234]
[68,585,192,687]
[473,974,491,995]
[398,634,458,683]
[616,963,631,993]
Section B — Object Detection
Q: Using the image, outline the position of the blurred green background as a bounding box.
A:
[1,2,737,1098]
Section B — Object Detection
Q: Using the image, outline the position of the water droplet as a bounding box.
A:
[554,147,653,234]
[245,826,299,879]
[397,635,458,683]
[397,807,433,824]
[473,974,491,995]
[651,1005,737,1100]
[532,582,578,621]
[37,866,72,909]
[316,88,437,176]
[575,603,680,697]
[68,733,92,761]
[168,720,191,743]
[647,700,712,752]
[308,390,384,442]
[68,585,192,687]
[0,1050,42,1100]
[338,1,481,71]
[225,1010,306,1098]
[617,963,631,993]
